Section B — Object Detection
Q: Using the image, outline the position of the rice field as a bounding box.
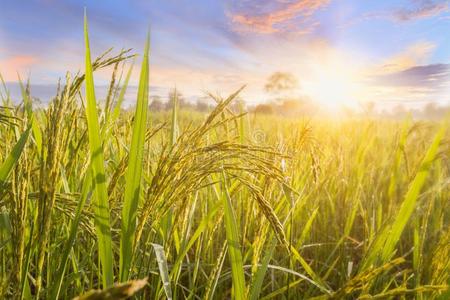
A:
[0,18,449,299]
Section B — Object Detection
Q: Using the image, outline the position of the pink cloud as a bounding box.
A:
[394,0,448,21]
[358,0,449,24]
[0,55,39,81]
[228,0,330,34]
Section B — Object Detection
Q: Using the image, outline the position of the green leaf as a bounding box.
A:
[249,234,276,300]
[362,118,448,270]
[17,75,43,157]
[381,118,448,263]
[170,88,178,147]
[170,201,220,280]
[104,60,135,139]
[51,170,92,299]
[222,173,246,300]
[84,11,114,287]
[119,31,150,282]
[0,126,31,193]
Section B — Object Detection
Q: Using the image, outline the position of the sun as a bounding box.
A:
[302,61,363,111]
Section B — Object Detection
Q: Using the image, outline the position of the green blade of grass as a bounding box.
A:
[260,279,303,300]
[205,242,228,300]
[387,117,411,202]
[239,101,246,144]
[0,73,11,104]
[297,207,319,249]
[170,88,178,147]
[381,119,448,263]
[222,173,246,300]
[20,213,34,300]
[249,233,276,300]
[83,12,114,287]
[170,201,220,280]
[17,75,32,118]
[119,32,150,282]
[363,118,448,270]
[103,59,135,139]
[0,126,31,193]
[0,212,12,254]
[290,246,331,294]
[18,75,43,157]
[51,169,92,299]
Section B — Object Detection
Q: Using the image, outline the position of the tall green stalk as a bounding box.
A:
[119,32,150,282]
[0,126,31,194]
[83,12,114,287]
[222,173,246,300]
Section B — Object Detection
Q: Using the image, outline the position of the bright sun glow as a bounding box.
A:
[302,60,363,111]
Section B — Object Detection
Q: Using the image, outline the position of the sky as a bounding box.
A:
[1,0,450,110]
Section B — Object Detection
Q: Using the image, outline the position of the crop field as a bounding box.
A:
[0,18,449,300]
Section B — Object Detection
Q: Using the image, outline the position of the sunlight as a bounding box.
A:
[304,63,361,110]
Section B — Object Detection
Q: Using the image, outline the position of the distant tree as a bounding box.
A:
[150,96,164,111]
[254,104,274,115]
[195,98,210,112]
[32,96,42,105]
[422,102,444,119]
[362,101,375,116]
[424,102,438,118]
[392,104,407,118]
[263,72,317,117]
[264,72,298,95]
[166,89,187,110]
[278,99,302,114]
[274,97,317,117]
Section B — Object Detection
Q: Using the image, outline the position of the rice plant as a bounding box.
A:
[0,17,448,300]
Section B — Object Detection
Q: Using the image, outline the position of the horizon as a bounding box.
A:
[1,0,450,111]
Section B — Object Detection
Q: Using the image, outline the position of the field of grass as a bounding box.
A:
[0,19,449,299]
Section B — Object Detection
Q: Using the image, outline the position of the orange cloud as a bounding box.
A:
[229,0,330,33]
[0,55,39,81]
[371,41,436,75]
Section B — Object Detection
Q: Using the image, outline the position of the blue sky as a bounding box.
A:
[1,0,450,108]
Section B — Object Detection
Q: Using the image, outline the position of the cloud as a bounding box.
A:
[227,0,330,34]
[361,0,449,23]
[393,0,448,22]
[370,64,450,88]
[376,41,436,74]
[363,41,450,103]
[0,55,39,81]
